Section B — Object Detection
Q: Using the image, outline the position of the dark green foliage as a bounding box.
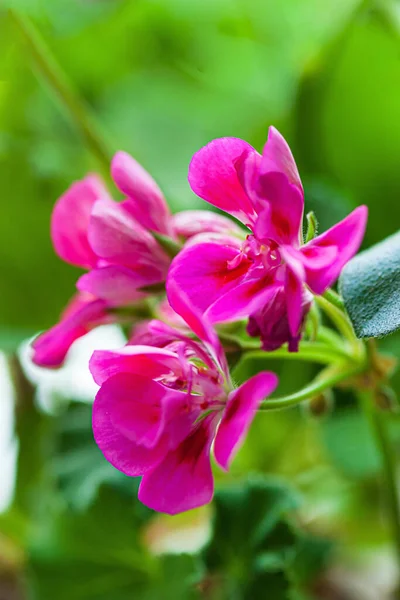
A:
[340,231,400,339]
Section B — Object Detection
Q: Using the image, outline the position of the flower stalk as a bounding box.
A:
[10,9,113,176]
[359,389,400,570]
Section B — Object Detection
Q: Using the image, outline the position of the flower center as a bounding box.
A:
[244,235,282,271]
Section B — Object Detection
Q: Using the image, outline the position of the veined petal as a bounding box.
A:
[188,137,258,226]
[88,198,170,271]
[138,418,216,514]
[260,126,302,192]
[51,175,108,268]
[253,173,304,246]
[111,151,172,235]
[93,379,167,477]
[302,205,368,294]
[172,209,243,239]
[214,371,278,470]
[95,372,191,450]
[77,265,149,306]
[205,276,279,323]
[167,239,251,314]
[32,294,108,368]
[167,280,228,376]
[280,246,306,338]
[89,346,183,386]
[247,286,312,352]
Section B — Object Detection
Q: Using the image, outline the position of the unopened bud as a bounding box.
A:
[306,390,334,418]
[375,386,397,412]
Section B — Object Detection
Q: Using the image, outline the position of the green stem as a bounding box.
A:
[322,287,345,311]
[316,294,364,360]
[359,389,400,571]
[259,362,364,411]
[241,342,352,365]
[10,9,112,175]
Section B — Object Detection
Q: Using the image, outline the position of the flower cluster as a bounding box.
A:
[33,127,367,513]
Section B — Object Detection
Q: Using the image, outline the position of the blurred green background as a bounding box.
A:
[1,0,400,598]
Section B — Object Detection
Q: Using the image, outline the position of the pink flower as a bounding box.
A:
[167,127,368,350]
[33,153,241,367]
[90,284,278,514]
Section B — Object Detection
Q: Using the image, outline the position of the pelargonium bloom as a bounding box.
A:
[32,152,241,368]
[90,284,278,514]
[167,127,368,351]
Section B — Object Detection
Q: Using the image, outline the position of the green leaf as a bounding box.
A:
[52,402,136,511]
[320,395,381,479]
[339,230,400,338]
[289,535,334,587]
[29,485,200,600]
[204,477,301,571]
[244,570,291,600]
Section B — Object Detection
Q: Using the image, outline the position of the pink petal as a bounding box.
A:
[188,138,258,226]
[96,372,192,450]
[302,206,368,294]
[88,198,170,273]
[259,126,302,192]
[172,210,243,239]
[247,286,312,352]
[138,418,216,514]
[98,373,167,447]
[92,378,168,477]
[167,280,227,376]
[32,295,108,368]
[205,276,279,323]
[279,246,306,338]
[51,175,108,268]
[214,371,278,470]
[156,298,188,330]
[89,346,183,386]
[111,151,172,235]
[166,239,251,314]
[77,266,151,306]
[253,173,304,246]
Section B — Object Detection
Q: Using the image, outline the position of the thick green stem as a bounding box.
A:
[316,294,364,360]
[259,362,364,411]
[10,9,112,175]
[322,287,345,311]
[359,390,400,572]
[241,342,352,365]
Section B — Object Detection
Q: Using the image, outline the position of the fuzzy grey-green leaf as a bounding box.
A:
[339,230,400,338]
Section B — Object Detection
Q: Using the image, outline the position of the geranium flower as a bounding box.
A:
[90,283,278,514]
[32,153,241,367]
[167,127,368,351]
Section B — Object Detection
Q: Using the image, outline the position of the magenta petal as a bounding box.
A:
[111,151,172,235]
[167,280,227,375]
[302,206,368,294]
[98,372,187,449]
[138,419,216,514]
[172,210,243,239]
[77,266,150,306]
[167,239,250,314]
[285,266,304,338]
[51,175,108,268]
[32,295,108,368]
[214,371,278,470]
[89,346,183,386]
[93,380,167,477]
[247,286,312,352]
[205,277,279,323]
[188,137,258,226]
[253,172,304,246]
[88,198,169,273]
[260,127,302,192]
